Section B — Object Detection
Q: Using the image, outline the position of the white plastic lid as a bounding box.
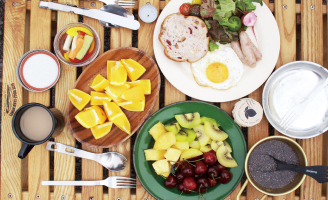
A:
[138,3,158,23]
[232,98,263,127]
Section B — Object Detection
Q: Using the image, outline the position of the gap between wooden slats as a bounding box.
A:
[81,1,105,200]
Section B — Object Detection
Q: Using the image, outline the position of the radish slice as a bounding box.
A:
[71,35,78,51]
[241,12,257,27]
[63,35,73,52]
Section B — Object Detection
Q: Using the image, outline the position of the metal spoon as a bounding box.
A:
[99,4,135,28]
[46,141,127,172]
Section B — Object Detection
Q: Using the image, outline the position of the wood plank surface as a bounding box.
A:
[81,1,104,200]
[1,0,26,199]
[300,0,324,200]
[275,0,298,197]
[108,13,133,200]
[53,0,78,199]
[136,0,159,198]
[274,1,296,199]
[27,0,52,199]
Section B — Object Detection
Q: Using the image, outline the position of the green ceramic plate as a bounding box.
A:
[133,101,246,200]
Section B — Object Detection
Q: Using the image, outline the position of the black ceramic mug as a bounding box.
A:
[12,103,65,159]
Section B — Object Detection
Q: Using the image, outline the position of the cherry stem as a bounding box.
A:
[175,191,183,200]
[187,158,204,163]
[183,159,196,167]
[212,174,215,181]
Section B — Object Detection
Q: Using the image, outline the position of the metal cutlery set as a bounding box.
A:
[39,0,140,30]
[42,142,135,188]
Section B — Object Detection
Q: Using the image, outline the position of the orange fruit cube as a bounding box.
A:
[89,74,110,92]
[127,79,151,95]
[91,122,113,140]
[110,62,127,86]
[111,113,131,135]
[120,59,146,81]
[75,109,98,128]
[118,101,145,112]
[69,89,91,111]
[107,61,117,81]
[121,86,145,102]
[84,105,107,125]
[90,91,112,106]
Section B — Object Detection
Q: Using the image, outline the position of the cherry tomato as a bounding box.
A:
[179,3,192,16]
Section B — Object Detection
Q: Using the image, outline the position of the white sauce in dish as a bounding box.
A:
[23,54,59,88]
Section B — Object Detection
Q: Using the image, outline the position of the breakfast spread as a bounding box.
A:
[144,112,237,194]
[248,140,299,189]
[69,59,151,140]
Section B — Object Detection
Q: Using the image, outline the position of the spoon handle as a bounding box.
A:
[276,162,328,183]
[46,141,98,161]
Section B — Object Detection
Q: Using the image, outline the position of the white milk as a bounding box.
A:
[23,54,59,88]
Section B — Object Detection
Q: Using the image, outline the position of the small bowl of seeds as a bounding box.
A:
[237,136,307,199]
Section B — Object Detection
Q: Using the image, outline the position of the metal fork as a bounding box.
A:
[98,0,136,8]
[42,176,136,188]
[279,77,328,130]
[270,156,328,183]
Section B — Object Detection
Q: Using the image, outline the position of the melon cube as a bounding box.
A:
[164,148,182,163]
[144,149,166,161]
[153,132,176,150]
[152,159,170,175]
[174,141,189,151]
[160,171,171,178]
[149,122,167,141]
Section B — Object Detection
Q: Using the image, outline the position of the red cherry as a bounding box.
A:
[208,178,217,187]
[216,163,226,171]
[195,187,207,193]
[219,170,232,184]
[176,171,185,182]
[194,174,201,178]
[196,177,210,189]
[181,165,194,177]
[176,160,192,170]
[177,183,185,191]
[207,166,219,178]
[183,177,197,190]
[209,150,216,155]
[194,161,207,175]
[164,174,177,188]
[203,152,217,165]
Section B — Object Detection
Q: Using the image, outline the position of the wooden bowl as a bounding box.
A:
[67,47,160,148]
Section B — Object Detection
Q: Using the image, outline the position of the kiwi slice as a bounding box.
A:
[193,124,210,147]
[204,121,228,141]
[164,122,181,134]
[184,129,197,142]
[216,145,238,168]
[200,144,212,153]
[201,116,220,127]
[175,112,201,129]
[189,141,201,149]
[211,140,232,152]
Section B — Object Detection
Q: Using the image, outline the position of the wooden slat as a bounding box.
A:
[246,85,269,200]
[325,6,328,199]
[273,1,297,200]
[1,0,26,199]
[53,0,78,199]
[136,0,159,199]
[300,0,324,200]
[27,0,52,199]
[108,9,133,200]
[81,1,105,200]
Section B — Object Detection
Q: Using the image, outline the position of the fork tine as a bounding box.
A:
[282,113,298,130]
[117,183,137,186]
[116,177,136,181]
[117,180,137,183]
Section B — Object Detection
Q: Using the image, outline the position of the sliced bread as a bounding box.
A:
[159,13,209,63]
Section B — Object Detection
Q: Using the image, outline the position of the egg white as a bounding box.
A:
[190,47,244,90]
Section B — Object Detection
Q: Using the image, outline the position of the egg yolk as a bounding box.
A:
[206,62,229,83]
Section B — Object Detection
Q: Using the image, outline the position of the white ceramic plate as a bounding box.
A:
[153,0,280,102]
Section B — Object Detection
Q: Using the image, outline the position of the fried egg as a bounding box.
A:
[191,47,243,90]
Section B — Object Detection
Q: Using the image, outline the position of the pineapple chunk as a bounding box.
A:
[160,171,171,178]
[200,145,211,153]
[189,141,201,149]
[144,149,166,161]
[149,121,167,141]
[153,132,176,150]
[164,148,182,163]
[152,159,170,175]
[174,141,189,151]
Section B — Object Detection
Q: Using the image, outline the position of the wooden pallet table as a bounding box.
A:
[1,0,327,199]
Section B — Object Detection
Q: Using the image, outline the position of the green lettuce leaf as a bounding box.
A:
[236,0,263,12]
[200,0,217,18]
[212,0,235,22]
[209,40,220,51]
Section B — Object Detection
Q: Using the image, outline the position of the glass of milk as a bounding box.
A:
[12,103,65,159]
